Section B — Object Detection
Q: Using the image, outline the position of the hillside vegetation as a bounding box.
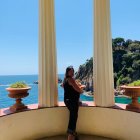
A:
[75,37,140,88]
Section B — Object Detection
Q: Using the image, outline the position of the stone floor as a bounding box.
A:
[39,135,116,140]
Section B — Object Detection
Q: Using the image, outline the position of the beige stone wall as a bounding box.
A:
[0,107,140,140]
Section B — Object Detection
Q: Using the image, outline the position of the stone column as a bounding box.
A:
[94,0,115,107]
[38,0,58,107]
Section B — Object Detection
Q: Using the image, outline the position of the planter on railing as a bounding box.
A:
[121,85,140,112]
[6,82,31,112]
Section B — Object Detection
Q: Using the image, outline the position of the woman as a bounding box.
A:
[63,66,83,140]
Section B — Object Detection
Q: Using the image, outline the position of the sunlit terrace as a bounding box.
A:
[0,0,140,140]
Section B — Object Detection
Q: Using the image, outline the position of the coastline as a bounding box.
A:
[83,91,93,97]
[82,90,131,99]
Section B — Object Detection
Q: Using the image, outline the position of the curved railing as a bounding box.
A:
[0,106,140,140]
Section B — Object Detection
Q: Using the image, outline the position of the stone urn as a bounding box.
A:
[6,87,31,112]
[121,85,140,112]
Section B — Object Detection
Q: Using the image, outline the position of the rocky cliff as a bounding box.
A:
[75,57,93,92]
[75,37,140,89]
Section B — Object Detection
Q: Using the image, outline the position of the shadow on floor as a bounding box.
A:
[38,134,117,140]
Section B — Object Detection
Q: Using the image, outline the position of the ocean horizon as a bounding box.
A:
[0,74,133,108]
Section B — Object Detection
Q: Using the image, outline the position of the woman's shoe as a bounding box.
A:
[75,135,79,140]
[68,134,75,140]
[74,132,79,140]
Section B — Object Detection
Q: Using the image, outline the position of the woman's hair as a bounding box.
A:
[63,66,74,84]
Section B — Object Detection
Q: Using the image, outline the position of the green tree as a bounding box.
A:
[128,43,140,52]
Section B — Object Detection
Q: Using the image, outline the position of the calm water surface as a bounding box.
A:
[0,74,134,108]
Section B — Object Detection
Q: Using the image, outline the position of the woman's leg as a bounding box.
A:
[67,105,79,140]
[65,100,79,140]
[68,105,79,132]
[67,102,79,134]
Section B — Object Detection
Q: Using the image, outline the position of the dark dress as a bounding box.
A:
[64,79,80,135]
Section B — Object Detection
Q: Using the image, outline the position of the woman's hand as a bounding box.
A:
[76,80,85,90]
[68,78,83,93]
[75,80,82,86]
[79,85,86,89]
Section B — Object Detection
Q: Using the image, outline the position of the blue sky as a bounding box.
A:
[0,0,140,75]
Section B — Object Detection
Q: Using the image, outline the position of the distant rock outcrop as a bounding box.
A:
[75,57,93,80]
[58,78,62,83]
[34,81,38,84]
[33,78,63,85]
[75,57,93,92]
[75,37,140,89]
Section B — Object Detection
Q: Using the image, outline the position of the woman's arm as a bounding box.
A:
[68,78,83,93]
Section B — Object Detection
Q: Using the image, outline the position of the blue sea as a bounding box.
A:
[0,74,132,108]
